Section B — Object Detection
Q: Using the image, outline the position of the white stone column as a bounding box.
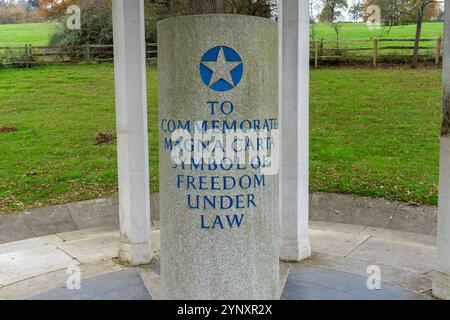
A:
[112,0,152,266]
[279,0,311,261]
[433,0,450,299]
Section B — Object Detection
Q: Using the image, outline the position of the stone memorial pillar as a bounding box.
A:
[433,0,450,300]
[158,15,279,300]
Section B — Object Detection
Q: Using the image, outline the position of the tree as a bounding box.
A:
[398,0,439,69]
[410,0,441,68]
[0,0,43,23]
[310,0,322,40]
[320,0,348,45]
[48,0,114,46]
[0,0,14,24]
[153,0,176,18]
[37,0,80,20]
[45,0,277,46]
[363,0,440,26]
[28,0,40,10]
[8,7,27,22]
[363,0,402,26]
[227,0,275,17]
[320,0,348,22]
[349,1,364,22]
[186,0,275,17]
[362,0,440,67]
[188,0,227,14]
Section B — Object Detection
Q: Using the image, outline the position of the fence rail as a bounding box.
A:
[0,38,443,67]
[0,43,157,67]
[311,37,442,67]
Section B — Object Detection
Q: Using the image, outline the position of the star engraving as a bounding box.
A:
[202,47,241,87]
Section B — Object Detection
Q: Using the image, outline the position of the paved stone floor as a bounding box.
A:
[282,266,427,300]
[29,269,151,300]
[0,221,436,300]
[26,265,427,300]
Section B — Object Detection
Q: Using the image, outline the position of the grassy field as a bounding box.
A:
[310,67,440,204]
[0,22,444,46]
[0,64,158,213]
[0,64,441,214]
[313,21,444,40]
[0,23,55,46]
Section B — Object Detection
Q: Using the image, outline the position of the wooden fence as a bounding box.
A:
[0,43,157,67]
[311,37,442,67]
[0,38,443,67]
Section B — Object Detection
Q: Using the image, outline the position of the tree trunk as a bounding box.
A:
[412,10,423,69]
[188,0,227,14]
[336,28,339,49]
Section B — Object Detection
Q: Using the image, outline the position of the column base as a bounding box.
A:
[118,242,152,267]
[433,271,450,300]
[280,238,311,262]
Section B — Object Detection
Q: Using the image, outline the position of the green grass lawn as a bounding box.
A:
[313,22,444,40]
[0,64,441,214]
[310,67,440,204]
[0,23,55,46]
[0,64,158,213]
[0,21,444,47]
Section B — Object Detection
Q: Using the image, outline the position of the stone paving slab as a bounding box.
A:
[0,214,35,244]
[309,193,355,224]
[55,233,120,264]
[281,266,428,300]
[350,196,398,229]
[138,266,161,300]
[309,193,437,235]
[310,221,437,275]
[0,235,62,255]
[56,226,118,242]
[67,198,119,230]
[309,229,370,257]
[310,221,366,234]
[0,228,160,290]
[359,227,437,247]
[22,205,77,237]
[348,237,437,274]
[0,260,127,300]
[0,245,76,286]
[0,194,159,244]
[29,269,151,300]
[389,203,437,235]
[298,253,433,294]
[53,229,160,264]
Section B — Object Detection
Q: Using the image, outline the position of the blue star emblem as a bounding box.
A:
[200,46,243,92]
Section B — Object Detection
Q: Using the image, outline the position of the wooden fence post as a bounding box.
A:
[314,40,319,68]
[28,44,33,68]
[24,44,29,68]
[436,36,442,66]
[373,38,378,67]
[320,38,324,57]
[86,44,91,62]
